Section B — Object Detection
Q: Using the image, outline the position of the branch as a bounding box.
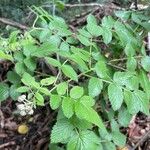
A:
[0,17,28,30]
[43,3,123,10]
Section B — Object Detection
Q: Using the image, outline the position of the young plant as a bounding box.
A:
[0,7,150,150]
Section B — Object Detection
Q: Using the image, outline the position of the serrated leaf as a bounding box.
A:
[35,92,44,106]
[14,51,25,61]
[24,57,36,71]
[80,95,95,107]
[124,43,135,57]
[108,83,123,110]
[102,142,116,150]
[124,90,149,115]
[113,71,133,86]
[15,62,27,75]
[67,130,102,150]
[7,71,20,84]
[17,86,30,93]
[60,42,69,52]
[32,42,58,57]
[62,97,74,118]
[56,82,68,95]
[102,27,112,44]
[115,11,131,20]
[39,87,50,95]
[118,106,132,127]
[51,119,74,143]
[141,56,150,72]
[87,14,97,25]
[61,65,78,81]
[102,16,115,29]
[95,60,110,79]
[10,85,20,100]
[112,131,126,147]
[41,77,56,86]
[0,83,9,101]
[50,94,61,110]
[88,77,103,97]
[86,24,103,37]
[45,57,61,67]
[77,35,92,46]
[127,57,137,71]
[71,54,88,71]
[21,72,40,88]
[70,86,84,99]
[78,29,92,38]
[75,102,104,128]
[139,70,150,99]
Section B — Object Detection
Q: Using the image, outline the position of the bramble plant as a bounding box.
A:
[0,6,150,149]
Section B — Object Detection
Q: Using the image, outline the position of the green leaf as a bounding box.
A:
[40,77,56,86]
[75,102,104,128]
[39,87,50,95]
[0,83,9,101]
[86,24,103,37]
[125,43,135,57]
[101,16,114,29]
[51,119,74,143]
[50,94,61,110]
[67,130,102,150]
[23,43,37,57]
[70,54,89,71]
[108,83,123,110]
[78,29,92,38]
[14,51,25,61]
[95,60,110,79]
[113,71,133,86]
[70,86,84,99]
[35,92,44,106]
[80,96,95,107]
[24,57,36,71]
[21,72,40,88]
[17,86,30,93]
[88,77,103,97]
[112,131,126,147]
[45,57,61,67]
[60,42,69,52]
[61,65,78,81]
[141,56,150,72]
[0,51,13,61]
[139,70,150,99]
[115,11,131,20]
[7,71,20,84]
[77,35,92,46]
[124,90,149,115]
[102,142,116,150]
[102,27,112,44]
[10,85,20,100]
[87,14,97,25]
[56,82,68,95]
[127,57,137,71]
[118,106,132,127]
[32,42,58,57]
[39,28,52,42]
[15,62,27,75]
[62,97,74,118]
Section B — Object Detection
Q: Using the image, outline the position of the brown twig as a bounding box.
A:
[0,141,15,149]
[132,130,150,150]
[0,17,28,30]
[0,109,4,129]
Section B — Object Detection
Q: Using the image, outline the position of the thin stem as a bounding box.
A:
[109,56,142,63]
